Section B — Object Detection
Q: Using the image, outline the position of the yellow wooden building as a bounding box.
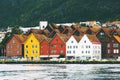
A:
[24,33,43,61]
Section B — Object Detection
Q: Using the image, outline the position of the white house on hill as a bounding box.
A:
[66,35,82,60]
[78,34,101,61]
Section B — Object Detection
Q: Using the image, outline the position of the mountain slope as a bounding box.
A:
[0,0,120,27]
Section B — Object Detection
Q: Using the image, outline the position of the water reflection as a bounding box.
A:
[0,64,120,80]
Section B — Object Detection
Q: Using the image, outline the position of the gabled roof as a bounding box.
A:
[96,27,113,37]
[33,33,49,43]
[114,36,120,43]
[26,29,42,35]
[62,27,73,36]
[86,34,100,42]
[14,34,27,43]
[80,27,88,33]
[51,33,70,43]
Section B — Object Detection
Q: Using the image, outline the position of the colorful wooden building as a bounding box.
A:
[49,33,69,58]
[6,34,26,58]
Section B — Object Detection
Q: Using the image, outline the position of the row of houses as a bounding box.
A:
[6,33,101,61]
[5,23,120,61]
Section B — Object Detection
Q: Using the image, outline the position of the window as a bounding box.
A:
[17,51,20,54]
[26,50,28,54]
[13,40,15,43]
[107,43,110,48]
[60,44,63,48]
[84,40,86,43]
[31,40,33,43]
[8,50,12,54]
[113,43,119,48]
[60,50,63,54]
[70,46,72,48]
[73,46,75,48]
[114,49,119,53]
[67,51,69,53]
[82,51,84,53]
[108,49,111,54]
[73,51,75,53]
[32,50,34,54]
[68,46,69,48]
[52,50,56,54]
[8,45,10,48]
[56,39,58,42]
[71,41,73,43]
[26,45,28,48]
[100,32,104,35]
[76,46,78,48]
[36,50,38,53]
[32,45,34,48]
[53,45,56,48]
[17,45,20,48]
[36,45,38,48]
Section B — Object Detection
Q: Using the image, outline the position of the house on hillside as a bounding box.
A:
[106,36,120,59]
[66,35,82,60]
[24,33,44,61]
[78,34,101,61]
[49,33,69,58]
[40,36,51,60]
[6,34,26,58]
[96,27,112,58]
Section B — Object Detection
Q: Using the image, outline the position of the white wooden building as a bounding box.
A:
[78,34,101,61]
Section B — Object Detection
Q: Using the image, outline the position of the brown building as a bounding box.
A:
[106,36,120,59]
[6,34,26,58]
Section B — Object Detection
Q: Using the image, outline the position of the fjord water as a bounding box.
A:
[0,64,120,80]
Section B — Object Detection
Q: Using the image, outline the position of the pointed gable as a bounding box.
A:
[86,34,100,44]
[14,34,27,43]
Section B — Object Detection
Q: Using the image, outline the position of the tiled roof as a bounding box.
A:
[80,27,88,33]
[86,34,100,42]
[116,28,120,35]
[114,36,120,43]
[89,28,100,33]
[56,33,70,43]
[14,34,27,43]
[33,34,47,43]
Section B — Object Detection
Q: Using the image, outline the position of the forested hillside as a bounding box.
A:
[0,0,120,27]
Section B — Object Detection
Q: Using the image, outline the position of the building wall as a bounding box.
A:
[106,39,120,58]
[6,37,22,58]
[79,35,93,60]
[41,40,49,57]
[49,35,66,58]
[66,36,79,60]
[24,34,40,60]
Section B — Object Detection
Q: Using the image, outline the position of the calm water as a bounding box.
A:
[0,64,120,80]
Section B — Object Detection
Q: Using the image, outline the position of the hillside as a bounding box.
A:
[0,0,120,28]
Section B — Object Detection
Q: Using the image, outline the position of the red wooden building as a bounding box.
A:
[6,34,26,58]
[40,35,51,60]
[49,33,69,58]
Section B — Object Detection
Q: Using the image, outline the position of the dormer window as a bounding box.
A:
[31,40,33,43]
[13,40,15,43]
[71,41,73,43]
[100,32,104,35]
[84,40,86,43]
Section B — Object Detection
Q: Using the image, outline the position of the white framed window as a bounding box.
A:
[107,43,110,48]
[108,49,111,54]
[13,40,15,43]
[114,49,119,53]
[113,43,119,48]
